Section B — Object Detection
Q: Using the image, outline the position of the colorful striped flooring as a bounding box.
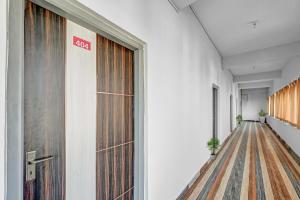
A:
[185,122,300,200]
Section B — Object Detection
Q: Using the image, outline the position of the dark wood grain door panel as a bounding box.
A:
[96,143,134,200]
[96,35,135,200]
[97,94,134,150]
[24,2,66,200]
[97,36,134,95]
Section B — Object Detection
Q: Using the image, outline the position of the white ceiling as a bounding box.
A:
[168,0,300,82]
[168,0,199,10]
[223,40,300,75]
[191,0,300,57]
[230,60,285,75]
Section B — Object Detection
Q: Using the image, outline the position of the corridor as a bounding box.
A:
[185,122,300,200]
[2,0,300,199]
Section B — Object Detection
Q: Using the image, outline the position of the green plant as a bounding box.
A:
[207,138,220,155]
[236,115,243,125]
[259,110,267,117]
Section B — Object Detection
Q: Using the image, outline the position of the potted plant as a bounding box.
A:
[259,110,266,123]
[207,138,220,156]
[236,115,243,126]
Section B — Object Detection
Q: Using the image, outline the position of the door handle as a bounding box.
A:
[26,151,54,181]
[28,155,54,165]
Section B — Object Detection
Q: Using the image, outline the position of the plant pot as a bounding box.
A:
[259,116,266,123]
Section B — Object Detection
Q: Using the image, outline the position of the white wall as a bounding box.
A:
[76,0,236,199]
[0,0,7,199]
[267,56,300,155]
[241,88,268,121]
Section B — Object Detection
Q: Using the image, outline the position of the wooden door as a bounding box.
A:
[96,35,135,200]
[213,87,218,139]
[230,95,233,131]
[24,2,66,200]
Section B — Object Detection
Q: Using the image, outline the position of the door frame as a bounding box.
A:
[212,84,219,139]
[6,0,147,199]
[230,94,233,132]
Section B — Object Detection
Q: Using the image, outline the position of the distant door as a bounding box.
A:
[24,1,66,200]
[230,95,233,131]
[213,87,218,139]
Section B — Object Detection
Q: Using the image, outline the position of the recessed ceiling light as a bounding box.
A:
[248,20,259,29]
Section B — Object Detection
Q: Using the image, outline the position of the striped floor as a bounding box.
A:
[185,122,300,200]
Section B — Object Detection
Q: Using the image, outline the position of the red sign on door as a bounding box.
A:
[73,36,91,51]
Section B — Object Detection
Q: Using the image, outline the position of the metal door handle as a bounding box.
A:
[28,155,54,165]
[26,151,54,181]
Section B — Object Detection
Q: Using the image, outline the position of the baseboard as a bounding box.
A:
[266,123,300,165]
[176,185,189,200]
[176,160,211,200]
[244,120,259,122]
[176,127,237,200]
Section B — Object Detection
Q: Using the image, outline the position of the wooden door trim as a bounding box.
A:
[7,0,147,199]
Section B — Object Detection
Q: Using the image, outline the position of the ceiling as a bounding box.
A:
[230,60,286,75]
[169,0,300,85]
[191,0,300,57]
